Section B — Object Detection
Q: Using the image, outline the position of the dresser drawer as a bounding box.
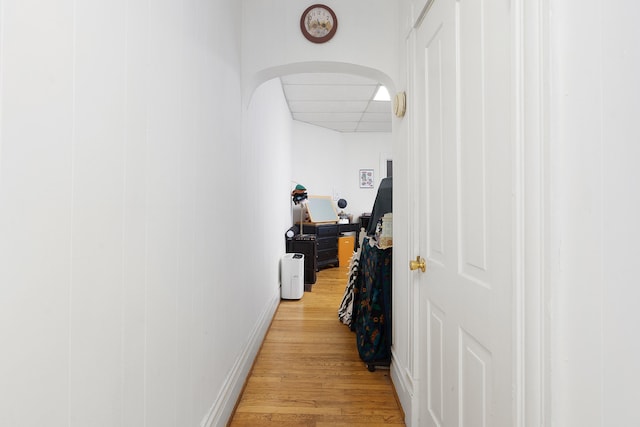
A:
[316,236,338,250]
[303,223,338,237]
[315,224,337,237]
[317,248,338,262]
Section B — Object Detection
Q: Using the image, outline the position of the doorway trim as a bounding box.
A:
[396,0,550,425]
[515,0,550,425]
[243,62,396,110]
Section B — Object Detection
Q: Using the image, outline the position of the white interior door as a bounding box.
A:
[413,0,515,425]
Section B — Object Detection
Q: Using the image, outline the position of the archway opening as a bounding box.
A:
[246,63,394,233]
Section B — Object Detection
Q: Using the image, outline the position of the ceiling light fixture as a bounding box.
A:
[373,85,391,101]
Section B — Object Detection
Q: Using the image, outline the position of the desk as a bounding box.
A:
[338,222,360,234]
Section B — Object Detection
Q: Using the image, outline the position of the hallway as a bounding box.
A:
[228,266,405,426]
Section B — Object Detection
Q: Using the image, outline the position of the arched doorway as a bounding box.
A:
[245,63,396,229]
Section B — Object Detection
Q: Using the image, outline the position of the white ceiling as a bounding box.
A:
[280,73,392,133]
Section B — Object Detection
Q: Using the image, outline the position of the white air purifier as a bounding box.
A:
[281,253,304,300]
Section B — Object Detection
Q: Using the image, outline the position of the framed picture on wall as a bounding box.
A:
[359,169,374,188]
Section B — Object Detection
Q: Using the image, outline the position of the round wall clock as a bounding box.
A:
[300,4,338,43]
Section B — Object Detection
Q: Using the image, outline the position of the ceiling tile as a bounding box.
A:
[360,112,391,122]
[293,112,364,122]
[366,101,392,113]
[288,100,369,113]
[283,84,377,101]
[279,73,392,133]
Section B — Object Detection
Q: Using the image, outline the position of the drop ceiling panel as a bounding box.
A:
[283,84,377,101]
[280,73,392,133]
[361,112,391,122]
[366,101,393,113]
[288,100,370,113]
[293,112,364,122]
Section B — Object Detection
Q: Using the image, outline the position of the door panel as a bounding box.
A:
[426,23,446,266]
[459,0,489,280]
[415,0,514,425]
[427,301,445,425]
[460,329,492,426]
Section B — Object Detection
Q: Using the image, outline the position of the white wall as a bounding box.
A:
[0,1,290,426]
[234,1,640,426]
[15,1,640,425]
[291,121,391,223]
[241,0,400,100]
[550,1,640,425]
[243,78,294,305]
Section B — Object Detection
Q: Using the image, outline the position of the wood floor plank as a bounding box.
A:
[228,266,405,426]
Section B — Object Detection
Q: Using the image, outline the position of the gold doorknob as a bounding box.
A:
[409,256,426,272]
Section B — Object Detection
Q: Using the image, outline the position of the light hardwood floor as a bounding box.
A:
[228,266,405,427]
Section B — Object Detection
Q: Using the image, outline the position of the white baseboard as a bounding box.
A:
[200,291,280,427]
[390,351,417,427]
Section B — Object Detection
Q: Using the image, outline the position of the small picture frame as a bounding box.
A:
[359,169,374,188]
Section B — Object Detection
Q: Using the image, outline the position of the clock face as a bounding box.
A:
[300,4,338,43]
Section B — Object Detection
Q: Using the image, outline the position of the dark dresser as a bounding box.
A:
[301,223,339,269]
[300,223,360,270]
